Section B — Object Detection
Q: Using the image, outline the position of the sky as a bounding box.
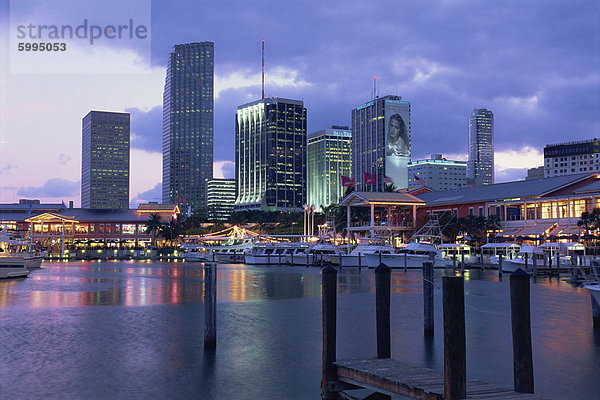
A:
[0,0,598,207]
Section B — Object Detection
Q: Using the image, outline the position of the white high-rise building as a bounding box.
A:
[467,108,494,186]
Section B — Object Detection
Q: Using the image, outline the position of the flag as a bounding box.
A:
[383,176,393,183]
[414,175,426,185]
[341,175,355,186]
[364,172,377,185]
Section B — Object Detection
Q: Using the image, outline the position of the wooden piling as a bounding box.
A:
[443,276,466,400]
[404,252,407,272]
[524,253,528,271]
[461,252,465,271]
[423,261,434,336]
[453,253,457,269]
[510,269,534,394]
[322,265,338,400]
[532,253,537,277]
[204,262,217,349]
[375,263,391,359]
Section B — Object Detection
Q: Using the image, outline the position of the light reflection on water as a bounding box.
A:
[0,261,598,400]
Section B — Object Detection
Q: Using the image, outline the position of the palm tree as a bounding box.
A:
[578,211,594,236]
[383,182,398,192]
[145,213,162,248]
[485,215,502,240]
[159,217,184,247]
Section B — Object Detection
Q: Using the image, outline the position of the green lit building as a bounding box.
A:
[235,97,307,211]
[81,110,130,209]
[307,126,352,212]
[162,42,214,213]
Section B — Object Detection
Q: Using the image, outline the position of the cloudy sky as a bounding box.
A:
[0,0,598,206]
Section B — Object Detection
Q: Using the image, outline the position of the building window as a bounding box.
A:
[99,224,104,234]
[115,224,121,235]
[90,224,95,234]
[469,207,474,216]
[478,207,483,217]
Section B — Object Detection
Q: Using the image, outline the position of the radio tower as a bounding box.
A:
[261,40,265,99]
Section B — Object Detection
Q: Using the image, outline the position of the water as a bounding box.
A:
[0,261,598,399]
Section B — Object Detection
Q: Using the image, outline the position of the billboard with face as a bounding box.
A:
[385,100,410,189]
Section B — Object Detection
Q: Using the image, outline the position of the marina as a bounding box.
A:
[0,260,598,399]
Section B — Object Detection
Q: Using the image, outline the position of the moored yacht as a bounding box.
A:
[287,242,341,266]
[364,242,440,269]
[501,245,544,273]
[244,242,308,265]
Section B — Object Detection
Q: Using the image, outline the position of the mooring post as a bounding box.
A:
[404,252,408,272]
[460,252,465,271]
[479,250,483,269]
[543,253,547,272]
[556,254,560,276]
[358,252,362,269]
[510,268,534,394]
[443,275,466,400]
[375,263,391,358]
[204,262,217,349]
[532,253,537,278]
[524,252,528,271]
[423,261,434,336]
[499,254,503,279]
[322,265,338,400]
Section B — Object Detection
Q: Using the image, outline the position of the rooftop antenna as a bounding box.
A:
[261,40,265,99]
[373,76,377,99]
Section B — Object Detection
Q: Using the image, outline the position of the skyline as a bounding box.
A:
[0,0,598,206]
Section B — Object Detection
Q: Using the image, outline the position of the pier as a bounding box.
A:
[321,264,547,400]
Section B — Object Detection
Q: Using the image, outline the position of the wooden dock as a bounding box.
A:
[332,358,543,399]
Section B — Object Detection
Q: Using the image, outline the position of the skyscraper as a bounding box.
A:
[307,126,352,211]
[162,42,214,213]
[351,95,411,191]
[81,110,130,209]
[235,97,307,211]
[467,108,494,186]
[206,178,236,221]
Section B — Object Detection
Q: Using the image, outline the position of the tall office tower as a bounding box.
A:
[467,108,494,186]
[408,154,467,191]
[307,126,352,212]
[206,179,236,221]
[81,111,130,209]
[351,95,411,191]
[162,42,214,213]
[544,139,600,177]
[235,97,307,211]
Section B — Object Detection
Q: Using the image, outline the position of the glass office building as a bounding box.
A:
[162,42,214,213]
[81,111,130,209]
[206,179,236,221]
[307,126,352,211]
[408,154,466,191]
[235,97,306,211]
[467,108,494,186]
[351,95,411,191]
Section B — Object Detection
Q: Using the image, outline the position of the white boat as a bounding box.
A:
[584,282,600,303]
[437,243,478,266]
[244,242,308,265]
[539,242,587,266]
[180,244,211,262]
[482,243,521,265]
[501,245,545,273]
[364,242,441,269]
[327,243,394,267]
[0,233,42,273]
[287,242,341,266]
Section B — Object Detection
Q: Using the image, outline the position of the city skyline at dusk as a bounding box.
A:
[0,0,598,206]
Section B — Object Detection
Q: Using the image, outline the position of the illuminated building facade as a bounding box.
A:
[162,42,214,214]
[81,110,130,209]
[235,97,307,211]
[351,95,411,191]
[307,126,352,211]
[544,139,600,177]
[408,154,466,191]
[206,179,236,221]
[467,108,494,186]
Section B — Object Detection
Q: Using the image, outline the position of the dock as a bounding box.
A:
[321,264,548,400]
[332,358,542,399]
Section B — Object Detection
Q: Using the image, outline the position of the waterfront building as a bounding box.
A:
[307,126,352,212]
[235,97,307,212]
[544,139,600,177]
[162,42,214,214]
[0,202,180,256]
[416,173,599,238]
[206,179,236,221]
[81,110,130,209]
[526,166,545,180]
[408,154,466,191]
[351,95,411,191]
[467,108,494,186]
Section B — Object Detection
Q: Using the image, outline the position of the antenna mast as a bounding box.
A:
[373,76,377,100]
[261,40,265,99]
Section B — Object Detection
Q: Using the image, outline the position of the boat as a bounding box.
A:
[287,242,341,266]
[583,283,600,321]
[327,241,394,267]
[364,242,441,269]
[181,237,254,263]
[482,243,521,265]
[244,242,309,265]
[500,245,544,273]
[437,243,478,266]
[539,242,587,266]
[0,232,43,273]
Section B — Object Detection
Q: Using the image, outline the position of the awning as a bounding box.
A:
[558,226,583,235]
[497,227,522,237]
[548,225,566,236]
[517,222,556,237]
